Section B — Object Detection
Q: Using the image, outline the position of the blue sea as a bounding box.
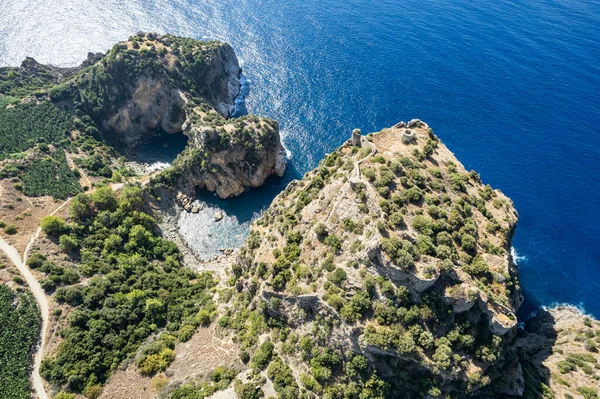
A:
[1,0,599,318]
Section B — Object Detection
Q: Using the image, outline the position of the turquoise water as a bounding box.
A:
[1,0,599,317]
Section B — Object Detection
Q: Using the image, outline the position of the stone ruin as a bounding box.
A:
[351,128,362,146]
[402,129,416,144]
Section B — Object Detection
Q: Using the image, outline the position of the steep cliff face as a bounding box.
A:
[153,99,286,198]
[517,307,600,399]
[55,33,242,147]
[97,39,241,147]
[1,33,286,199]
[219,121,523,398]
[46,32,287,198]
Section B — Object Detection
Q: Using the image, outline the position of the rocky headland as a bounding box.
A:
[1,32,287,199]
[1,33,598,399]
[211,121,527,398]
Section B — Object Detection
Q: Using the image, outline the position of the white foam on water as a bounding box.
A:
[146,161,171,173]
[541,302,594,319]
[510,246,527,264]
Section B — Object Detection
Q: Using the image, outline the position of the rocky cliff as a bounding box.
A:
[217,121,523,398]
[517,307,600,399]
[152,99,286,199]
[14,32,287,199]
[51,33,243,147]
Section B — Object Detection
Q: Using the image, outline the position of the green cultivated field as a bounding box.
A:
[0,98,72,159]
[0,285,41,399]
[22,150,81,199]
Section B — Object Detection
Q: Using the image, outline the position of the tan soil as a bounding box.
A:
[99,324,239,399]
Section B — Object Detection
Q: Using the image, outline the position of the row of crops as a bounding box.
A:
[0,98,73,159]
[0,285,41,399]
[22,150,81,199]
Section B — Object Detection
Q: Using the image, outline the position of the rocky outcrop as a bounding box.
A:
[3,33,286,199]
[68,33,243,147]
[517,307,600,399]
[103,79,187,147]
[221,122,522,398]
[42,33,287,198]
[185,123,285,198]
[163,112,286,199]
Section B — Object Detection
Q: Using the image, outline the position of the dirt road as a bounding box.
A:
[0,235,49,399]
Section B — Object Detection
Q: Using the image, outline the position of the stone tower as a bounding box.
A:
[352,128,362,146]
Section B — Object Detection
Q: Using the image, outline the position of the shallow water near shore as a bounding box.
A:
[1,0,600,317]
[177,176,285,260]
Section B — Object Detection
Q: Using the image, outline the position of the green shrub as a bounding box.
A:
[177,324,196,342]
[211,366,237,384]
[234,379,263,399]
[252,341,274,370]
[324,234,341,252]
[577,387,598,399]
[59,235,79,251]
[389,212,404,227]
[4,224,17,235]
[315,223,328,239]
[267,356,298,397]
[328,268,347,285]
[460,234,477,252]
[381,237,414,270]
[415,235,436,256]
[136,336,176,375]
[340,290,372,322]
[91,186,117,211]
[404,187,423,202]
[40,216,67,235]
[463,255,489,276]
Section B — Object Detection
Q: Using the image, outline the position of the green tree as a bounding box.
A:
[41,216,67,235]
[59,235,79,252]
[252,341,274,370]
[118,185,143,211]
[129,225,152,248]
[70,193,93,221]
[91,186,116,211]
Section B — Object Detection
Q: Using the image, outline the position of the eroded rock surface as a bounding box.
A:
[218,122,523,398]
[49,32,287,198]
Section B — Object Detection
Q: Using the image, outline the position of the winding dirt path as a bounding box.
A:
[0,235,49,399]
[0,187,72,399]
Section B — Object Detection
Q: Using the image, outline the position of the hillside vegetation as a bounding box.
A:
[37,186,217,396]
[0,98,72,159]
[215,122,521,398]
[21,149,81,199]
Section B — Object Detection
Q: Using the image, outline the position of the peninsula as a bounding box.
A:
[0,34,598,399]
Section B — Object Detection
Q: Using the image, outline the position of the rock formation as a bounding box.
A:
[220,121,524,398]
[517,307,600,399]
[36,32,287,198]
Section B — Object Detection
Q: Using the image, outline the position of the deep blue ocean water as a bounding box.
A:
[1,0,599,318]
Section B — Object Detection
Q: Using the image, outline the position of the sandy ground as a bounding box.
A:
[99,324,239,399]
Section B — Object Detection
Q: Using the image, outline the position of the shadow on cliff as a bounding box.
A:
[126,130,189,165]
[194,161,301,224]
[506,309,558,399]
